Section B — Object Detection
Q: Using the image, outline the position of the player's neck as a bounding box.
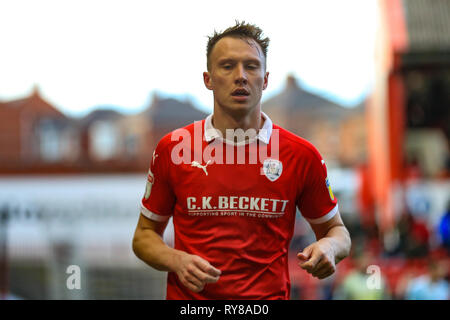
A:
[212,105,263,142]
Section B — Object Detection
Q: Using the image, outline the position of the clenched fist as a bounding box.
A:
[297,239,336,280]
[173,252,222,292]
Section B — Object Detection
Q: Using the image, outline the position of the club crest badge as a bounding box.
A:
[262,159,283,182]
[144,169,154,200]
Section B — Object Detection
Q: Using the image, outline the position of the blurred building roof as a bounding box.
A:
[0,86,67,119]
[80,108,123,127]
[403,0,450,52]
[263,75,348,118]
[145,94,208,129]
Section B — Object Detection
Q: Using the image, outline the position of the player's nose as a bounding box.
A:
[234,64,248,85]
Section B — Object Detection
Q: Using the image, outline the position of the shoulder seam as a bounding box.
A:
[276,128,323,162]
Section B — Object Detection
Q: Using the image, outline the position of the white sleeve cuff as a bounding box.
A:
[304,204,339,224]
[140,204,171,222]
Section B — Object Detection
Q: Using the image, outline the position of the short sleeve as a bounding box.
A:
[296,154,338,224]
[140,139,176,222]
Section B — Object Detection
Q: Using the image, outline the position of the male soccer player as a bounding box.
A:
[132,21,351,300]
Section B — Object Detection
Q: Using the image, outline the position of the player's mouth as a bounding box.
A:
[231,88,250,102]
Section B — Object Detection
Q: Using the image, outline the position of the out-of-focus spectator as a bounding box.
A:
[405,260,449,300]
[405,154,423,182]
[438,202,450,253]
[409,216,431,257]
[333,253,390,300]
[394,270,416,300]
[396,211,430,258]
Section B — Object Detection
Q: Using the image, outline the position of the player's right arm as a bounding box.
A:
[132,214,221,292]
[134,136,221,292]
[133,135,221,293]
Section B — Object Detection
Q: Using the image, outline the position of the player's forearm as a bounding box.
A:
[319,225,351,264]
[132,230,183,272]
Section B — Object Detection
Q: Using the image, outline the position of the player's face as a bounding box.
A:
[203,36,269,116]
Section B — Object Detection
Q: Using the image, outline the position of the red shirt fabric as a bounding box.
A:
[140,113,338,300]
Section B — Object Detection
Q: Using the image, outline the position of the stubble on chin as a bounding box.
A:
[215,98,257,119]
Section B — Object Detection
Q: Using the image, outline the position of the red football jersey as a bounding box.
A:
[140,112,338,300]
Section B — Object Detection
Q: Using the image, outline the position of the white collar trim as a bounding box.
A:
[204,111,273,145]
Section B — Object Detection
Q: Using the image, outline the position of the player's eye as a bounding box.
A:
[246,63,260,70]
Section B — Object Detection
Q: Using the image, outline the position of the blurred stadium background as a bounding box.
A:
[1,0,449,299]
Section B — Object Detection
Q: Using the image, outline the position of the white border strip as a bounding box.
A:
[140,204,171,222]
[305,204,339,224]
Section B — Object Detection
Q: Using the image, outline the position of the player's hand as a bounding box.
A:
[297,239,336,280]
[173,252,221,293]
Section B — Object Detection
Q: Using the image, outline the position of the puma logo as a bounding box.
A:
[191,160,212,176]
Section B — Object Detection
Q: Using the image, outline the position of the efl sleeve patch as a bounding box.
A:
[325,177,335,201]
[141,144,175,220]
[296,157,338,221]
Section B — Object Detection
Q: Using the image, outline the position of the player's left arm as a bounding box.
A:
[297,211,351,279]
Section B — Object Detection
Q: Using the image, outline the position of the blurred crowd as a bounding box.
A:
[289,202,450,300]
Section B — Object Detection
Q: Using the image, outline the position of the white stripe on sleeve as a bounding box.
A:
[304,204,339,225]
[140,204,171,222]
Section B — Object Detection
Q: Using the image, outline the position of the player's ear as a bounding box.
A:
[203,72,213,90]
[263,71,269,90]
